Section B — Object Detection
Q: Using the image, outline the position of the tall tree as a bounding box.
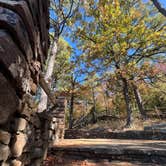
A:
[68,73,78,129]
[101,83,109,115]
[76,0,166,126]
[52,38,72,88]
[38,0,80,112]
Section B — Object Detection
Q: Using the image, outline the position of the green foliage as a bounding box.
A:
[143,80,166,108]
[77,0,166,72]
[50,0,166,127]
[54,38,71,80]
[74,0,166,119]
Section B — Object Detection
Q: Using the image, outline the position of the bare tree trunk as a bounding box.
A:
[69,92,74,129]
[133,84,147,119]
[68,81,75,129]
[102,89,109,115]
[38,36,58,112]
[122,78,132,127]
[115,63,132,127]
[85,100,88,114]
[91,86,97,123]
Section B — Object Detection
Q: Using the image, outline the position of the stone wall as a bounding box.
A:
[0,0,66,165]
[0,95,66,166]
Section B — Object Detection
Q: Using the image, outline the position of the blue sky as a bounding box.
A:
[158,0,166,7]
[143,0,166,7]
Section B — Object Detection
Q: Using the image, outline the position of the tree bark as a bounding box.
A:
[85,99,88,114]
[122,78,132,127]
[133,84,147,119]
[69,92,74,129]
[38,36,58,112]
[102,88,109,115]
[91,86,97,123]
[68,81,75,129]
[39,73,56,105]
[115,63,133,127]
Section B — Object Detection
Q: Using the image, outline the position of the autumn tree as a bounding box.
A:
[76,0,166,126]
[38,0,80,112]
[67,73,78,129]
[52,38,72,89]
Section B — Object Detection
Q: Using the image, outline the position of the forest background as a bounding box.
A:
[37,0,166,129]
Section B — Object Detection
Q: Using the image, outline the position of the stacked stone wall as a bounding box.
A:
[0,95,66,166]
[0,1,66,165]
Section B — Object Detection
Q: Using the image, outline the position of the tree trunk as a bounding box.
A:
[69,91,74,129]
[122,78,132,127]
[85,100,88,114]
[68,79,75,129]
[38,36,58,112]
[91,86,97,123]
[103,90,109,115]
[133,84,147,119]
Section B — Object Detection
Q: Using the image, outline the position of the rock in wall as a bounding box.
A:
[0,0,49,125]
[0,0,65,165]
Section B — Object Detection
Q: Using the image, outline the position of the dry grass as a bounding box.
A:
[84,117,164,131]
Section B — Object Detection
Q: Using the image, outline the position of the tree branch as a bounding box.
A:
[39,73,56,105]
[151,0,166,17]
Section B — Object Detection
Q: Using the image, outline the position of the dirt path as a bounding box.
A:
[54,139,166,148]
[46,139,166,165]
